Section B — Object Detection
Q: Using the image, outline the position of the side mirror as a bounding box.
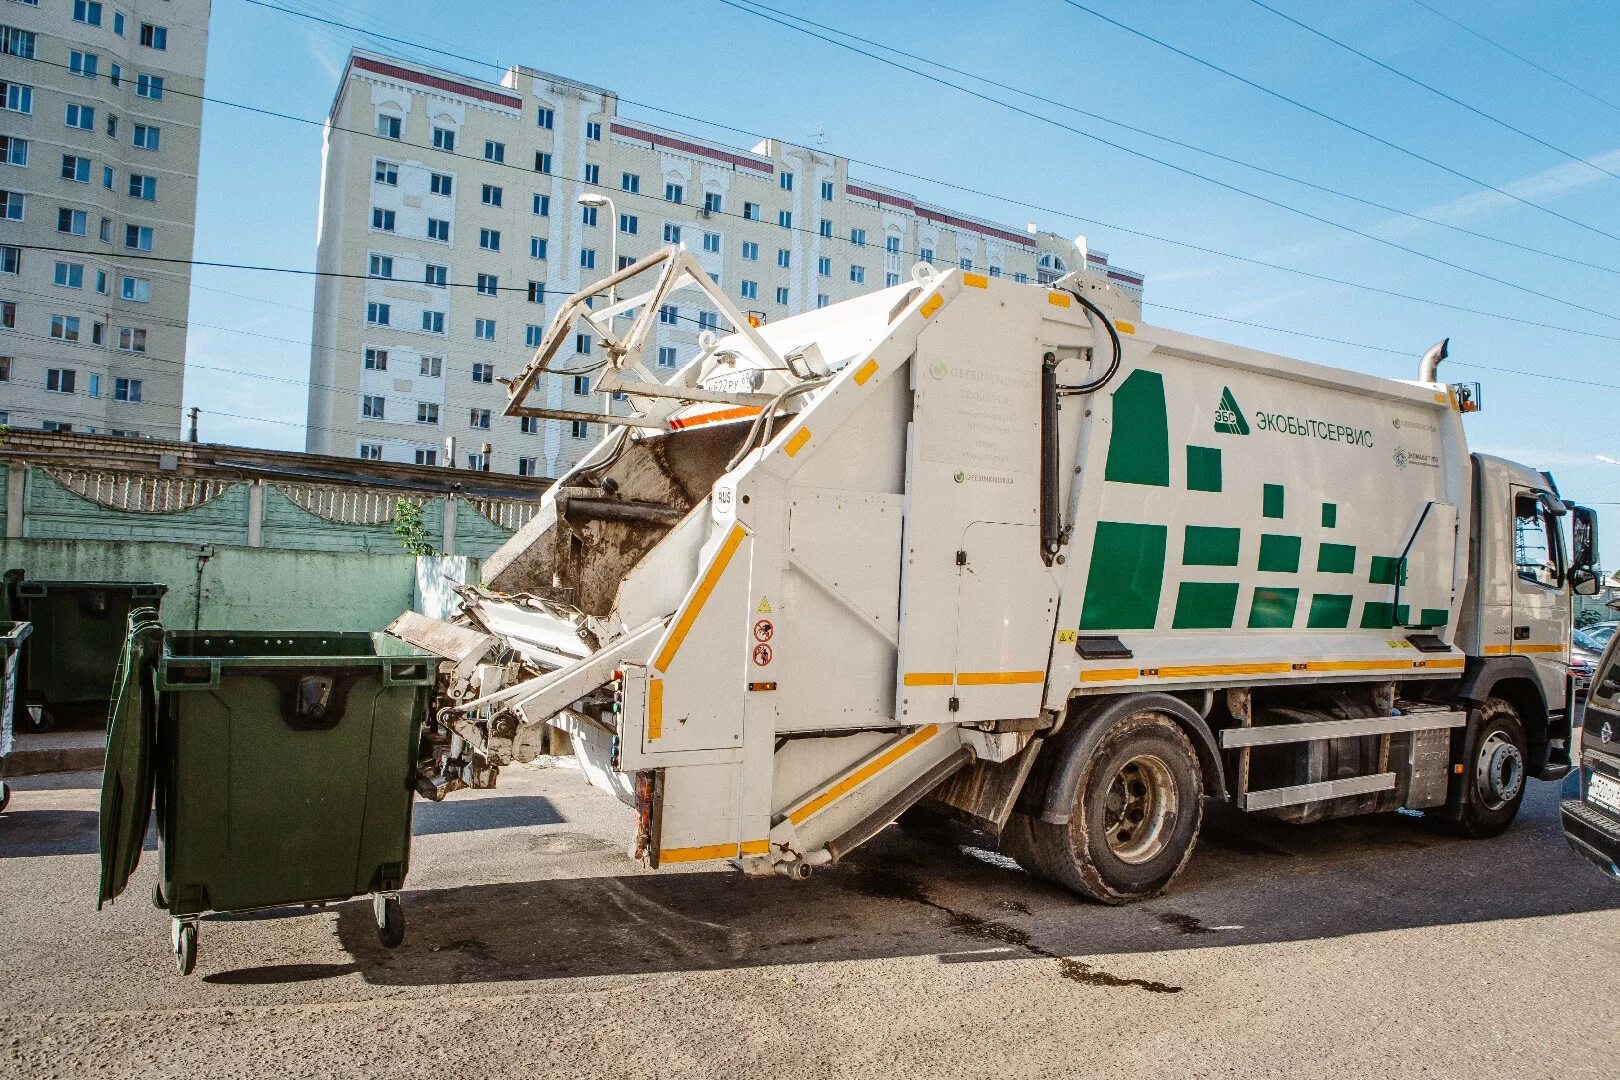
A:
[1571,567,1601,596]
[1572,503,1599,578]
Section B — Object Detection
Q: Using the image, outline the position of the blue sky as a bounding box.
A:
[188,0,1620,555]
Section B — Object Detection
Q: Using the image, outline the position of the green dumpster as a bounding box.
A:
[98,618,434,976]
[0,620,34,814]
[6,573,167,732]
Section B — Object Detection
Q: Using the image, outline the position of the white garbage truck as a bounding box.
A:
[393,247,1599,903]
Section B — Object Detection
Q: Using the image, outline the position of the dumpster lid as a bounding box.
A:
[0,621,31,650]
[97,608,164,909]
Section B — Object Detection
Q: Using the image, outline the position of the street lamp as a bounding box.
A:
[576,192,617,307]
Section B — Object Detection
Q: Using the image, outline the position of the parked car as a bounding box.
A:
[1573,628,1604,693]
[1585,621,1619,648]
[1562,631,1620,881]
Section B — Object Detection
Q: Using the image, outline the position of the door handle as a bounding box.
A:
[1513,625,1530,640]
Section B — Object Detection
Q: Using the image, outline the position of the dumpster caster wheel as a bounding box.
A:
[374,893,404,949]
[170,919,197,976]
[21,706,53,734]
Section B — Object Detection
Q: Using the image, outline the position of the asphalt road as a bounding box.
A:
[1,763,1616,1079]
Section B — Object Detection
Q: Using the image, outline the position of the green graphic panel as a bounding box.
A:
[1248,586,1299,628]
[1258,534,1301,573]
[1317,543,1356,574]
[1186,445,1222,492]
[1183,525,1240,567]
[1321,502,1338,528]
[1104,370,1170,487]
[1173,582,1239,629]
[1418,608,1450,627]
[1369,556,1407,585]
[1263,483,1285,519]
[1360,601,1412,629]
[1307,593,1354,629]
[1079,521,1168,630]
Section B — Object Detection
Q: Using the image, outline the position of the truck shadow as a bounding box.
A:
[327,786,1619,989]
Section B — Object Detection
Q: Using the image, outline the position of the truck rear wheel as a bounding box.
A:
[1448,697,1528,838]
[1022,710,1203,904]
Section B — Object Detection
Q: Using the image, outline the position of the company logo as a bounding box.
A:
[953,470,965,484]
[929,360,949,380]
[1393,447,1409,469]
[1214,387,1249,435]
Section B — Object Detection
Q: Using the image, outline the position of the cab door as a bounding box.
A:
[1509,487,1570,708]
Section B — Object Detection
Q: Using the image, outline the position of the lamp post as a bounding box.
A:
[576,192,617,307]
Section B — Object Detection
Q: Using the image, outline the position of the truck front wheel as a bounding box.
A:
[1022,710,1203,904]
[1449,698,1528,838]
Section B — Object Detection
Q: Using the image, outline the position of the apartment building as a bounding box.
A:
[0,0,209,438]
[309,49,1145,477]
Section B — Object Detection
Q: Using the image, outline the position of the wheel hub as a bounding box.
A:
[1102,753,1176,864]
[1475,732,1524,810]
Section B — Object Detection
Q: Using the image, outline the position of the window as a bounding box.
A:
[988,266,1002,278]
[531,193,550,216]
[106,114,117,139]
[374,160,398,186]
[68,50,96,76]
[576,333,592,354]
[0,191,19,220]
[1,135,25,166]
[620,213,638,235]
[366,302,390,325]
[884,272,899,287]
[1013,272,1029,284]
[74,0,101,25]
[128,174,156,200]
[850,265,865,284]
[527,280,545,303]
[659,305,678,325]
[958,257,973,271]
[885,235,900,254]
[704,191,722,214]
[1514,494,1565,589]
[698,311,718,331]
[58,209,88,235]
[580,248,596,270]
[580,205,597,227]
[424,263,447,287]
[136,73,163,100]
[432,126,455,152]
[371,207,395,232]
[476,272,498,296]
[919,246,934,263]
[529,237,548,260]
[101,166,112,189]
[421,310,444,333]
[525,324,542,347]
[469,408,490,429]
[778,210,792,229]
[820,180,834,201]
[817,294,830,309]
[471,362,493,383]
[701,231,720,254]
[780,171,793,191]
[109,63,121,88]
[586,121,601,141]
[50,315,80,341]
[475,183,502,209]
[362,395,385,419]
[364,347,387,370]
[52,261,84,289]
[138,23,166,49]
[430,172,452,196]
[0,246,17,273]
[358,443,382,461]
[534,151,552,174]
[66,103,94,130]
[478,228,500,252]
[817,256,830,277]
[474,318,495,341]
[743,201,759,221]
[132,124,159,150]
[376,113,401,139]
[656,346,678,369]
[62,155,91,183]
[416,402,439,424]
[741,241,759,262]
[818,219,832,238]
[117,327,145,353]
[665,181,683,204]
[777,248,791,269]
[740,280,758,300]
[775,286,789,305]
[621,172,640,193]
[536,107,554,130]
[1,81,32,114]
[46,368,76,393]
[0,300,12,328]
[419,356,442,377]
[570,420,591,439]
[114,377,142,401]
[467,453,487,471]
[518,456,539,477]
[483,139,504,163]
[99,216,111,242]
[850,228,867,247]
[415,448,438,464]
[368,254,393,279]
[662,222,681,244]
[0,356,7,381]
[572,375,590,396]
[427,218,450,242]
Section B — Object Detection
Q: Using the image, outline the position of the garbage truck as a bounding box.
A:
[392,247,1599,903]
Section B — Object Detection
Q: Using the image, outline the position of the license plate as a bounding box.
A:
[1591,771,1620,816]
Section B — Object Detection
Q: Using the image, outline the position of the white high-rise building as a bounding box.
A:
[0,0,211,437]
[308,49,1145,477]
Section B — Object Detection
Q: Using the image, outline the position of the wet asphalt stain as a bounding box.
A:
[839,863,1181,994]
[999,899,1034,916]
[1155,911,1218,935]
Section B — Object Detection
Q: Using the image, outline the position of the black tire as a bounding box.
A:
[1024,710,1204,904]
[376,895,405,949]
[1448,697,1528,839]
[172,922,196,977]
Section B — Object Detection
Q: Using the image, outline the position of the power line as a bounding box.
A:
[1057,0,1620,245]
[1243,0,1620,183]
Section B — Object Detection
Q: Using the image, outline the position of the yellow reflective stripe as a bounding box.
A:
[902,672,953,686]
[1483,644,1510,655]
[1512,643,1566,654]
[654,524,747,672]
[920,294,943,318]
[789,725,940,826]
[1047,291,1072,308]
[853,357,879,385]
[1305,660,1412,672]
[1080,667,1140,683]
[1115,319,1137,335]
[647,678,663,740]
[660,840,770,864]
[669,405,762,430]
[784,428,812,457]
[1155,662,1291,678]
[962,272,989,288]
[1420,658,1466,669]
[957,670,1044,685]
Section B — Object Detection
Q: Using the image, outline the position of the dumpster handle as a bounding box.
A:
[382,660,432,687]
[157,661,220,691]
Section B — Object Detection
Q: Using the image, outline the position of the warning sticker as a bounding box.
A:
[752,643,774,667]
[757,597,773,614]
[1056,629,1077,644]
[754,619,774,643]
